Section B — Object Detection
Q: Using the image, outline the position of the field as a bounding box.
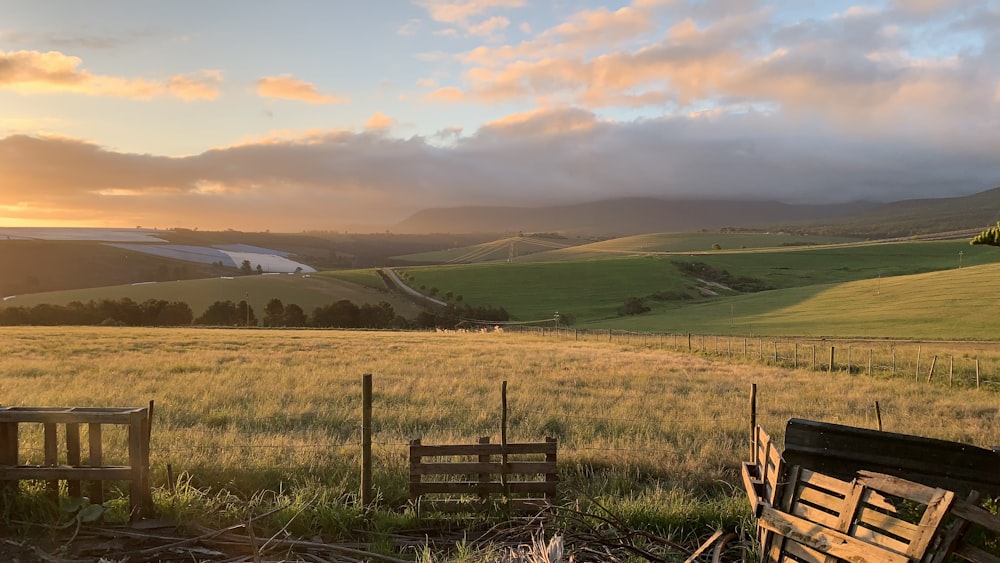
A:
[2,327,998,559]
[1,273,423,320]
[396,239,1000,331]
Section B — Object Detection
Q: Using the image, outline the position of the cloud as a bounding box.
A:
[0,49,221,100]
[256,75,349,104]
[365,112,397,130]
[2,97,997,231]
[426,86,466,102]
[417,0,524,36]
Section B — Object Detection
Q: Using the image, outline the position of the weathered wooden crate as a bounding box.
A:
[759,468,955,563]
[0,406,152,518]
[409,436,557,515]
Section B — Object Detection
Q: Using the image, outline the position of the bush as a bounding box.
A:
[618,297,650,316]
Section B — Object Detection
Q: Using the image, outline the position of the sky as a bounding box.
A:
[1,0,999,232]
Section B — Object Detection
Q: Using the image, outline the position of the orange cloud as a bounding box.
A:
[0,50,220,100]
[365,112,397,130]
[426,86,466,103]
[256,75,349,104]
[419,0,524,25]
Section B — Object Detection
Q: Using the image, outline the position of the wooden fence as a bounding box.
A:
[409,436,557,515]
[0,405,152,518]
[509,326,1000,390]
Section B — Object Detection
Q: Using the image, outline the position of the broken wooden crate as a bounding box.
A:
[409,436,557,515]
[743,420,1000,563]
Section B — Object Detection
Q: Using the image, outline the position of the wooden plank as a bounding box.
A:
[411,481,557,495]
[128,411,144,519]
[544,437,557,501]
[44,422,58,502]
[782,539,829,563]
[410,442,557,457]
[410,461,555,475]
[797,485,847,513]
[741,461,764,509]
[784,418,1000,496]
[88,423,103,506]
[0,466,133,480]
[850,523,911,556]
[951,499,1000,532]
[954,544,1000,563]
[854,505,919,537]
[0,410,138,424]
[758,506,909,563]
[788,502,841,530]
[0,421,17,494]
[908,487,955,557]
[797,468,853,497]
[66,422,81,498]
[856,471,948,505]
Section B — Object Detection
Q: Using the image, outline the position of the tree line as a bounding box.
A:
[0,297,509,330]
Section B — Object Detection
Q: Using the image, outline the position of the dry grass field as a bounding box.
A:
[1,327,998,556]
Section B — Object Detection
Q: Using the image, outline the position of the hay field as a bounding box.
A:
[2,326,998,539]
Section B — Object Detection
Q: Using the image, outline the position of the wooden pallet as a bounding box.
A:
[409,437,557,515]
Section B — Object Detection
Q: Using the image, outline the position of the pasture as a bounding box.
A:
[1,326,998,553]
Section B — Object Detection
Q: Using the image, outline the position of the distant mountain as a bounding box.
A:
[783,187,1000,238]
[391,198,874,236]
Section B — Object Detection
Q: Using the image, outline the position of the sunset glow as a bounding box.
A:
[1,1,998,232]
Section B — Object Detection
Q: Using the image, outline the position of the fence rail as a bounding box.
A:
[505,326,1000,390]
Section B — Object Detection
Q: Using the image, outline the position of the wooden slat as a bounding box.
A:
[0,409,141,424]
[908,488,955,557]
[850,523,911,556]
[88,423,103,506]
[410,442,556,457]
[797,485,847,514]
[44,422,58,501]
[411,481,557,495]
[789,502,841,530]
[66,423,82,498]
[741,461,764,509]
[782,539,829,563]
[951,499,1000,532]
[797,468,853,497]
[854,505,919,537]
[758,506,909,563]
[418,498,549,514]
[954,544,1000,563]
[856,471,950,505]
[0,466,133,480]
[410,461,555,475]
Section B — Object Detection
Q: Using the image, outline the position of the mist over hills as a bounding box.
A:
[392,188,1000,237]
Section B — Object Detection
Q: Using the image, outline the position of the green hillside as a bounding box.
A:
[398,239,1000,328]
[600,262,1000,340]
[517,232,860,262]
[394,235,581,264]
[0,273,421,319]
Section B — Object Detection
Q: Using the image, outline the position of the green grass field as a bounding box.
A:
[398,240,1000,333]
[1,327,998,559]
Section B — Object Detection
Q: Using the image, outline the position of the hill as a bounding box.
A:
[394,239,1000,331]
[391,197,871,236]
[778,187,1000,238]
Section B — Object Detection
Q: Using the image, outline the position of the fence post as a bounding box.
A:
[812,344,816,370]
[759,338,763,361]
[773,341,778,364]
[926,355,937,383]
[744,338,748,357]
[793,342,798,369]
[868,349,873,377]
[688,333,692,350]
[361,373,373,508]
[829,346,835,373]
[847,347,852,374]
[875,401,883,432]
[949,356,953,388]
[892,347,896,377]
[750,383,757,462]
[976,359,981,389]
[915,345,921,381]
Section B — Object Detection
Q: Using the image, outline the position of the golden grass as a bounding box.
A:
[1,327,998,537]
